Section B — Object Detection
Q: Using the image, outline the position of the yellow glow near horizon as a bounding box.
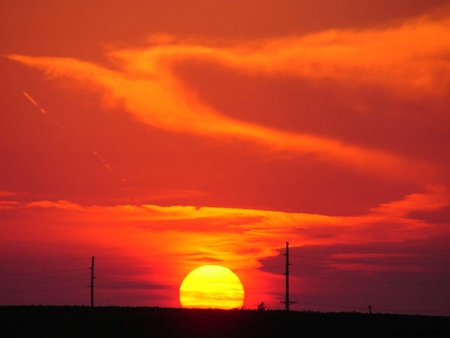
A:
[179,265,245,309]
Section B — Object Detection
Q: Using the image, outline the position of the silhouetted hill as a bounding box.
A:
[1,306,448,337]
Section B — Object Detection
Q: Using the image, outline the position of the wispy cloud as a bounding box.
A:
[26,200,86,211]
[370,185,450,217]
[9,185,448,249]
[9,10,450,183]
[0,190,19,198]
[2,189,448,308]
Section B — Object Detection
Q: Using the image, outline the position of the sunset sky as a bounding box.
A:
[1,0,450,315]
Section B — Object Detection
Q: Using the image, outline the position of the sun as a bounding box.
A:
[179,265,245,309]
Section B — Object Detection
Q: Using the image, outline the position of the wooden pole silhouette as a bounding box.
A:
[281,242,296,310]
[90,256,95,307]
[285,242,290,310]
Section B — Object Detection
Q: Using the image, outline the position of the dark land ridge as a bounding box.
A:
[1,306,449,337]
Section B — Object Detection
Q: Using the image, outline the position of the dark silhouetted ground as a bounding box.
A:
[1,306,449,337]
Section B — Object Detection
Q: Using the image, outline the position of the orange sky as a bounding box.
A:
[1,0,450,314]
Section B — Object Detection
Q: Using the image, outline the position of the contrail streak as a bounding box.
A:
[23,91,64,129]
[22,91,126,183]
[23,91,47,115]
[92,151,113,171]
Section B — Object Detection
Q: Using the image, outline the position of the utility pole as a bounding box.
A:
[281,242,296,311]
[90,256,95,307]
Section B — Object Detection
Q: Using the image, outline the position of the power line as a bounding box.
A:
[0,285,86,294]
[294,272,449,285]
[284,262,449,285]
[288,263,450,276]
[3,257,88,264]
[294,300,450,315]
[295,300,368,312]
[0,268,87,277]
[0,257,94,306]
[289,254,450,266]
[1,277,87,285]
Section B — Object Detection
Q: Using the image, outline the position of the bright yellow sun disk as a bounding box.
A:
[179,265,245,309]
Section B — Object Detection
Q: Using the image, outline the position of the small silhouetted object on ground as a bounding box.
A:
[368,305,372,314]
[257,302,267,311]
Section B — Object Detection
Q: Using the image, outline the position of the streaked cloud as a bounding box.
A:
[371,186,450,217]
[10,10,450,183]
[8,186,448,247]
[2,189,448,307]
[2,0,450,314]
[0,190,19,197]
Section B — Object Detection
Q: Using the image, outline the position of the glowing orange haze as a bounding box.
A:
[1,187,449,308]
[9,10,450,182]
[1,1,449,313]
